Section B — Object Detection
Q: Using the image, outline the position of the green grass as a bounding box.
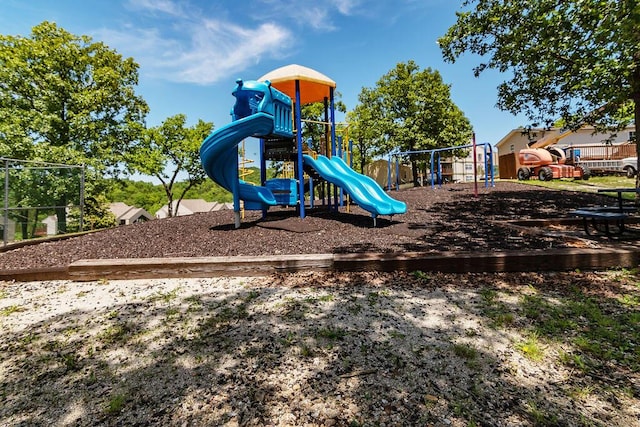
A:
[1,305,25,317]
[511,175,639,199]
[98,322,134,345]
[105,393,127,415]
[452,343,478,360]
[316,326,347,341]
[515,333,545,361]
[148,288,181,304]
[477,289,515,328]
[518,282,640,372]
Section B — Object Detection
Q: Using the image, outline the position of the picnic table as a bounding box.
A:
[570,187,640,237]
[596,187,640,211]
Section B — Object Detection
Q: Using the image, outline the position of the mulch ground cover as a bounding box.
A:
[0,181,632,271]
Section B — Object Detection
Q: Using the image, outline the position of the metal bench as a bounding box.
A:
[575,206,637,213]
[570,209,628,236]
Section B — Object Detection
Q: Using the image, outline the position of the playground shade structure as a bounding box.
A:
[199,76,406,219]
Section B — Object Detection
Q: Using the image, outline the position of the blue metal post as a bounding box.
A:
[232,145,241,228]
[260,137,267,219]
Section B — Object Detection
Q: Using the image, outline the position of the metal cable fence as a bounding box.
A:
[1,158,85,246]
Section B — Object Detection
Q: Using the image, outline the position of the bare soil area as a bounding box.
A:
[1,182,639,426]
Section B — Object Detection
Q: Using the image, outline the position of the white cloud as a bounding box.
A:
[175,20,291,84]
[255,0,367,31]
[330,0,363,16]
[126,0,186,17]
[96,2,292,85]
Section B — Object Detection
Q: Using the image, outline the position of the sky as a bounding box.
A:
[1,0,530,167]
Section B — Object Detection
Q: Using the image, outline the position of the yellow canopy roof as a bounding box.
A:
[258,64,336,105]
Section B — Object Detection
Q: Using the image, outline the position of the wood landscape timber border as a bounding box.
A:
[2,247,640,282]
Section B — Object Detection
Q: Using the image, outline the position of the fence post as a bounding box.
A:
[3,159,8,247]
[80,164,85,232]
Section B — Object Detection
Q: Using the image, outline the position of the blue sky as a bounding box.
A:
[1,0,529,164]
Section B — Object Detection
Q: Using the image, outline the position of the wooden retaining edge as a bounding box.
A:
[0,266,69,282]
[2,247,639,282]
[333,247,640,273]
[66,254,335,281]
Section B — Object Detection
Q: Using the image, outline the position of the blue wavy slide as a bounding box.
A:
[303,154,406,217]
[200,112,277,208]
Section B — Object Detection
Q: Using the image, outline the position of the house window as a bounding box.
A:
[510,144,514,152]
[631,131,636,143]
[465,164,473,171]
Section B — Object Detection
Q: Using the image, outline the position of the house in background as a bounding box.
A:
[495,125,636,178]
[377,145,498,187]
[364,159,412,188]
[155,199,233,219]
[42,215,58,236]
[109,202,154,225]
[1,218,16,242]
[42,202,153,235]
[440,146,498,184]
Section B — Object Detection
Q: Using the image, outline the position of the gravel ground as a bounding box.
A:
[0,181,626,271]
[1,271,639,426]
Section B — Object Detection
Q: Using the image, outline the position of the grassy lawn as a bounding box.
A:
[504,176,639,200]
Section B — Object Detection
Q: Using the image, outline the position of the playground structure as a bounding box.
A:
[388,140,495,191]
[199,64,406,228]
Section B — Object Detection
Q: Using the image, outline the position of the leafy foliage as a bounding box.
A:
[0,21,149,231]
[438,1,640,133]
[300,95,347,155]
[106,168,266,215]
[350,61,473,184]
[125,114,213,217]
[0,21,148,170]
[68,194,117,232]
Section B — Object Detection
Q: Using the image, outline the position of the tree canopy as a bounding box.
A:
[126,114,213,217]
[0,21,149,231]
[0,21,148,169]
[300,96,347,155]
[351,61,473,185]
[438,0,639,134]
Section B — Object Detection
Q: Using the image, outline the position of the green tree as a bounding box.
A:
[107,179,167,215]
[353,61,473,185]
[347,88,388,173]
[438,1,640,172]
[0,21,149,231]
[126,114,213,217]
[300,95,347,155]
[68,194,117,232]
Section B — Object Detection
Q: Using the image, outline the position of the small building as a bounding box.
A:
[364,159,412,188]
[109,202,154,225]
[1,218,16,242]
[155,199,232,218]
[42,215,59,236]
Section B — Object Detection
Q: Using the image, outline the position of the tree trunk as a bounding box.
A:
[29,208,40,238]
[19,209,28,239]
[410,157,420,187]
[55,205,67,234]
